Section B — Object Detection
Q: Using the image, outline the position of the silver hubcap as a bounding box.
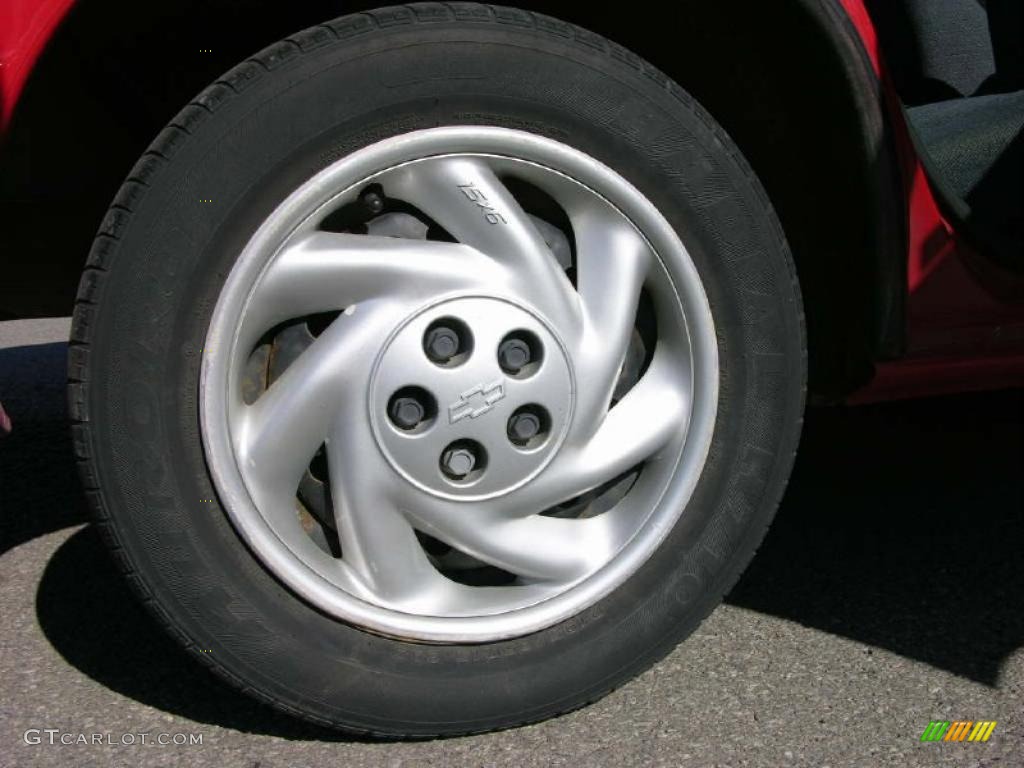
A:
[200,127,718,642]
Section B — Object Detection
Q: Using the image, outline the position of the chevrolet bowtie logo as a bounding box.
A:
[448,380,506,424]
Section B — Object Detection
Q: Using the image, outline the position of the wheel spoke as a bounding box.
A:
[401,491,621,583]
[325,409,447,606]
[234,299,398,517]
[507,350,688,515]
[382,156,580,330]
[567,195,653,431]
[238,232,507,351]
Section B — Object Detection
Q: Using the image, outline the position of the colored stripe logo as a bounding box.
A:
[920,721,996,742]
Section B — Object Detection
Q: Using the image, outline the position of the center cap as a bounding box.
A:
[369,296,575,500]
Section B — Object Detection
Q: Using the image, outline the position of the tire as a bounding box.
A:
[69,4,805,737]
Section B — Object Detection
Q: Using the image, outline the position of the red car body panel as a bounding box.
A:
[838,0,1024,402]
[0,0,74,129]
[2,0,1023,402]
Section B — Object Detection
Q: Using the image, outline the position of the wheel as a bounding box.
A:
[69,4,805,736]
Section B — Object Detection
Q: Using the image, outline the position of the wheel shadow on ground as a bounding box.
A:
[726,387,1024,686]
[35,527,355,740]
[0,340,87,555]
[5,339,1021,735]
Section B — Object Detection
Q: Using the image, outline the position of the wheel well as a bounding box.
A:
[600,0,906,395]
[0,0,903,395]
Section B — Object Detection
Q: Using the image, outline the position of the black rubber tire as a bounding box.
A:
[69,3,805,737]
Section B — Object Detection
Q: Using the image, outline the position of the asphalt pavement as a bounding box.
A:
[0,317,1021,767]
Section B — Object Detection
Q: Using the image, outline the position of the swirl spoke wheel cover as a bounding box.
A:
[200,127,719,642]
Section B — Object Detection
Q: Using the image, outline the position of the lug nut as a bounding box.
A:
[498,338,531,373]
[508,411,541,444]
[360,186,385,215]
[389,396,425,430]
[442,448,476,478]
[425,326,460,363]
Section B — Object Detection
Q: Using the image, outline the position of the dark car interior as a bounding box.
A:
[867,0,1024,272]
